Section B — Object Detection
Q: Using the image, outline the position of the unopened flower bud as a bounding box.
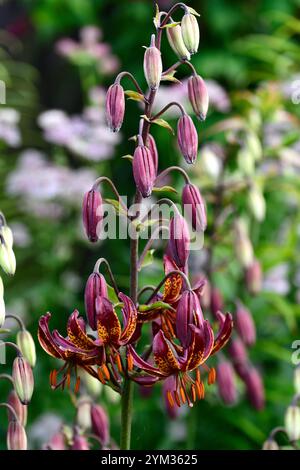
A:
[91,404,110,446]
[181,13,200,54]
[188,75,209,121]
[262,438,279,450]
[245,259,262,295]
[76,396,92,431]
[12,356,34,405]
[182,183,206,231]
[82,189,103,243]
[248,184,266,222]
[104,386,121,404]
[0,276,5,328]
[79,369,103,397]
[176,290,203,348]
[72,432,89,450]
[7,390,28,426]
[106,83,125,132]
[143,34,162,90]
[16,330,36,367]
[244,367,265,410]
[133,138,157,198]
[7,419,27,450]
[217,361,237,405]
[285,405,300,442]
[228,337,248,379]
[84,272,108,330]
[177,114,198,164]
[169,214,190,268]
[210,287,224,319]
[234,219,254,268]
[0,240,16,276]
[1,225,13,248]
[166,23,190,60]
[146,134,159,173]
[235,302,256,346]
[44,431,66,450]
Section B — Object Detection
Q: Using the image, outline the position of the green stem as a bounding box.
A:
[120,377,134,450]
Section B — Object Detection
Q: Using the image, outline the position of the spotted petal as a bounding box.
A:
[153,330,181,375]
[162,255,182,304]
[211,312,233,355]
[185,321,214,371]
[38,313,63,359]
[96,296,121,345]
[119,293,137,345]
[67,310,98,350]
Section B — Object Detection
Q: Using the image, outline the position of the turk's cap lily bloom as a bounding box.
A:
[128,311,233,407]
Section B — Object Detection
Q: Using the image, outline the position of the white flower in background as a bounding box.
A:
[0,107,21,147]
[263,263,290,295]
[38,88,120,161]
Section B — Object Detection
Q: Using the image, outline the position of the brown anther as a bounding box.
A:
[208,367,216,385]
[127,353,134,372]
[180,386,187,404]
[191,384,197,402]
[66,370,71,389]
[115,354,123,374]
[50,370,57,388]
[167,390,175,408]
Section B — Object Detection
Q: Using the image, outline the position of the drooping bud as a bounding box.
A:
[0,276,5,327]
[188,75,209,121]
[82,188,103,243]
[262,438,279,450]
[285,405,300,442]
[177,114,198,164]
[105,83,125,132]
[0,239,16,276]
[76,396,92,431]
[146,134,159,173]
[245,259,262,295]
[44,431,66,450]
[248,184,266,222]
[1,225,13,248]
[12,356,34,405]
[176,290,203,348]
[243,367,265,410]
[181,13,200,54]
[182,183,206,231]
[91,404,110,446]
[235,302,256,346]
[166,23,190,60]
[71,432,90,450]
[210,287,224,319]
[133,137,157,198]
[217,361,237,405]
[234,219,254,269]
[7,419,27,450]
[79,369,103,397]
[105,386,121,404]
[84,272,108,330]
[143,34,162,90]
[7,390,28,427]
[16,330,36,367]
[228,337,248,379]
[168,214,190,268]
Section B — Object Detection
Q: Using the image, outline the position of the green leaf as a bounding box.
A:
[0,328,10,334]
[138,301,175,312]
[107,284,119,304]
[187,7,200,17]
[161,22,181,29]
[151,118,175,135]
[121,154,133,162]
[152,185,178,194]
[104,199,127,217]
[153,3,160,29]
[138,249,155,271]
[161,74,182,84]
[125,90,145,102]
[140,114,151,123]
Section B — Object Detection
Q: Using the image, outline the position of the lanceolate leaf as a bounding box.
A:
[161,74,182,84]
[125,90,145,102]
[152,185,178,194]
[151,118,175,135]
[104,198,127,217]
[161,22,181,29]
[138,301,175,312]
[121,154,134,162]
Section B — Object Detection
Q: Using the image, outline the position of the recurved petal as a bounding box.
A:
[118,293,137,345]
[127,345,164,377]
[185,321,214,370]
[153,330,180,375]
[67,310,98,350]
[38,313,64,359]
[211,312,233,355]
[163,255,182,303]
[96,296,121,345]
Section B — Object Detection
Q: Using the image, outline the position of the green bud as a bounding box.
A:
[285,405,300,442]
[1,225,14,248]
[0,242,16,276]
[248,184,266,222]
[181,13,199,54]
[12,356,34,405]
[166,23,190,60]
[17,330,37,368]
[234,219,254,268]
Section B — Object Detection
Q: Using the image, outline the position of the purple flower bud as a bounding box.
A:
[236,302,256,346]
[7,419,27,450]
[169,214,190,268]
[243,367,265,410]
[177,114,198,164]
[105,83,125,132]
[7,390,27,426]
[182,183,207,231]
[133,140,157,198]
[188,75,209,121]
[228,337,248,379]
[91,404,109,446]
[245,259,262,295]
[143,34,162,90]
[12,356,34,405]
[146,134,159,173]
[82,189,103,243]
[216,361,237,405]
[181,13,200,54]
[71,433,90,450]
[84,272,108,330]
[176,290,204,348]
[210,287,224,318]
[44,431,66,450]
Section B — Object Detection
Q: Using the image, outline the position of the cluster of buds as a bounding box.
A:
[37,3,233,449]
[263,367,300,450]
[0,213,16,327]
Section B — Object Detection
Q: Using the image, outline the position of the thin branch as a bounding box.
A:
[92,176,128,215]
[137,225,169,271]
[93,258,120,296]
[5,314,25,331]
[151,101,186,121]
[155,165,190,186]
[115,71,147,101]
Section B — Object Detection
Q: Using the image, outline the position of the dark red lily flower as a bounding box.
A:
[128,311,233,408]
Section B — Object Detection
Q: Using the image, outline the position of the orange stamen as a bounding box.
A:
[74,376,81,394]
[167,390,174,408]
[102,364,111,381]
[66,370,71,389]
[196,368,201,384]
[191,384,197,402]
[208,367,216,385]
[173,390,181,407]
[116,354,123,374]
[97,367,106,384]
[180,386,187,404]
[127,353,133,372]
[50,370,57,388]
[195,381,202,400]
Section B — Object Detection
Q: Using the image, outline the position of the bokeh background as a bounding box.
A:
[1,0,300,450]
